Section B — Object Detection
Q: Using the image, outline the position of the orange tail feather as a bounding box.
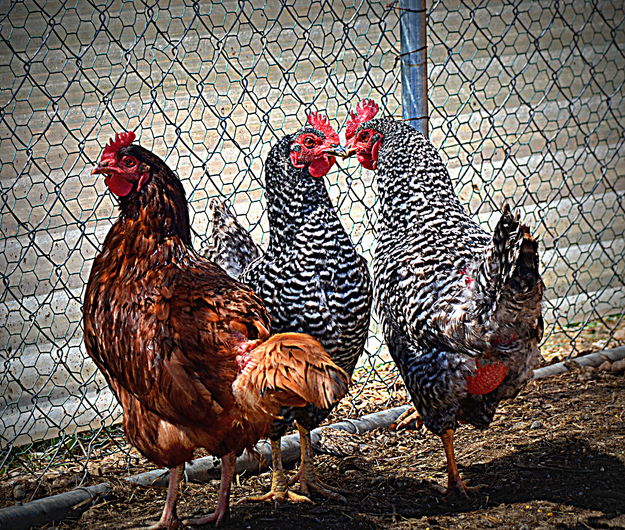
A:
[232,333,350,416]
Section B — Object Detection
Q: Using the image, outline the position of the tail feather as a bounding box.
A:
[200,198,261,279]
[475,204,543,326]
[232,333,350,416]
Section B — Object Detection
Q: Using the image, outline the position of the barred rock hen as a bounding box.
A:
[83,132,349,528]
[345,100,544,495]
[203,113,373,502]
[200,197,260,279]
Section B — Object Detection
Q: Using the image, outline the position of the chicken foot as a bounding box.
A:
[441,429,480,497]
[185,453,236,527]
[237,439,311,504]
[287,422,347,502]
[147,464,184,529]
[391,406,423,430]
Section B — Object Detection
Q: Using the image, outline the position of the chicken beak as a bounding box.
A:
[91,164,108,175]
[324,144,351,159]
[343,146,357,158]
[341,140,358,158]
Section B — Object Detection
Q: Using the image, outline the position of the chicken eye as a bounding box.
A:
[359,131,369,142]
[123,156,136,167]
[303,137,316,149]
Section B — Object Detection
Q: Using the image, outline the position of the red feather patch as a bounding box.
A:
[459,267,474,287]
[346,99,380,140]
[466,360,508,395]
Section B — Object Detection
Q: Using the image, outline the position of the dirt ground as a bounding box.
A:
[2,317,624,529]
[11,365,619,529]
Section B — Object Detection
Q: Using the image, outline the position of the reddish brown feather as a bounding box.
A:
[232,332,350,415]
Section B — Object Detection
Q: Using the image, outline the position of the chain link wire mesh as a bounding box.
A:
[1,0,623,494]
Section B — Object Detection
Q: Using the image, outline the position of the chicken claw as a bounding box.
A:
[184,511,227,528]
[445,479,482,498]
[238,489,312,504]
[391,406,423,430]
[288,468,347,502]
[145,519,186,530]
[237,439,313,505]
[288,423,347,503]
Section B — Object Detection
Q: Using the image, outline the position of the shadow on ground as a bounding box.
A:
[209,435,625,529]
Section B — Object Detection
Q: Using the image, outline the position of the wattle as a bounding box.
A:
[357,153,376,170]
[105,174,135,197]
[308,156,335,178]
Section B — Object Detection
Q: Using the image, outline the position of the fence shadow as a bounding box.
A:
[63,433,624,529]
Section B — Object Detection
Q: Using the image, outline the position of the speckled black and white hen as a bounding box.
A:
[200,197,260,279]
[203,113,372,503]
[345,100,544,495]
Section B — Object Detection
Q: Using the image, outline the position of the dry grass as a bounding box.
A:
[1,315,624,528]
[33,367,625,529]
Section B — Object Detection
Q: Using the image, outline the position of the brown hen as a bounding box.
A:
[83,132,349,528]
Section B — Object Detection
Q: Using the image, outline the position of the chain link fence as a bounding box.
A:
[1,0,624,492]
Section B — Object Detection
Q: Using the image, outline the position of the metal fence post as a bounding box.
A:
[400,0,428,137]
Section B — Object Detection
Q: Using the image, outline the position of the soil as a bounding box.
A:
[9,365,623,529]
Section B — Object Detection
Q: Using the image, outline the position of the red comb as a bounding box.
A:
[101,131,136,160]
[307,112,339,141]
[345,99,380,140]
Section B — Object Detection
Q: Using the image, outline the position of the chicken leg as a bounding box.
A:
[148,464,184,529]
[441,429,479,497]
[288,422,347,502]
[238,439,311,503]
[185,453,236,527]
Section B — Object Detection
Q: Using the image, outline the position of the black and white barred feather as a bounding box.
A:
[358,117,543,435]
[244,132,372,435]
[203,130,372,437]
[200,198,260,280]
